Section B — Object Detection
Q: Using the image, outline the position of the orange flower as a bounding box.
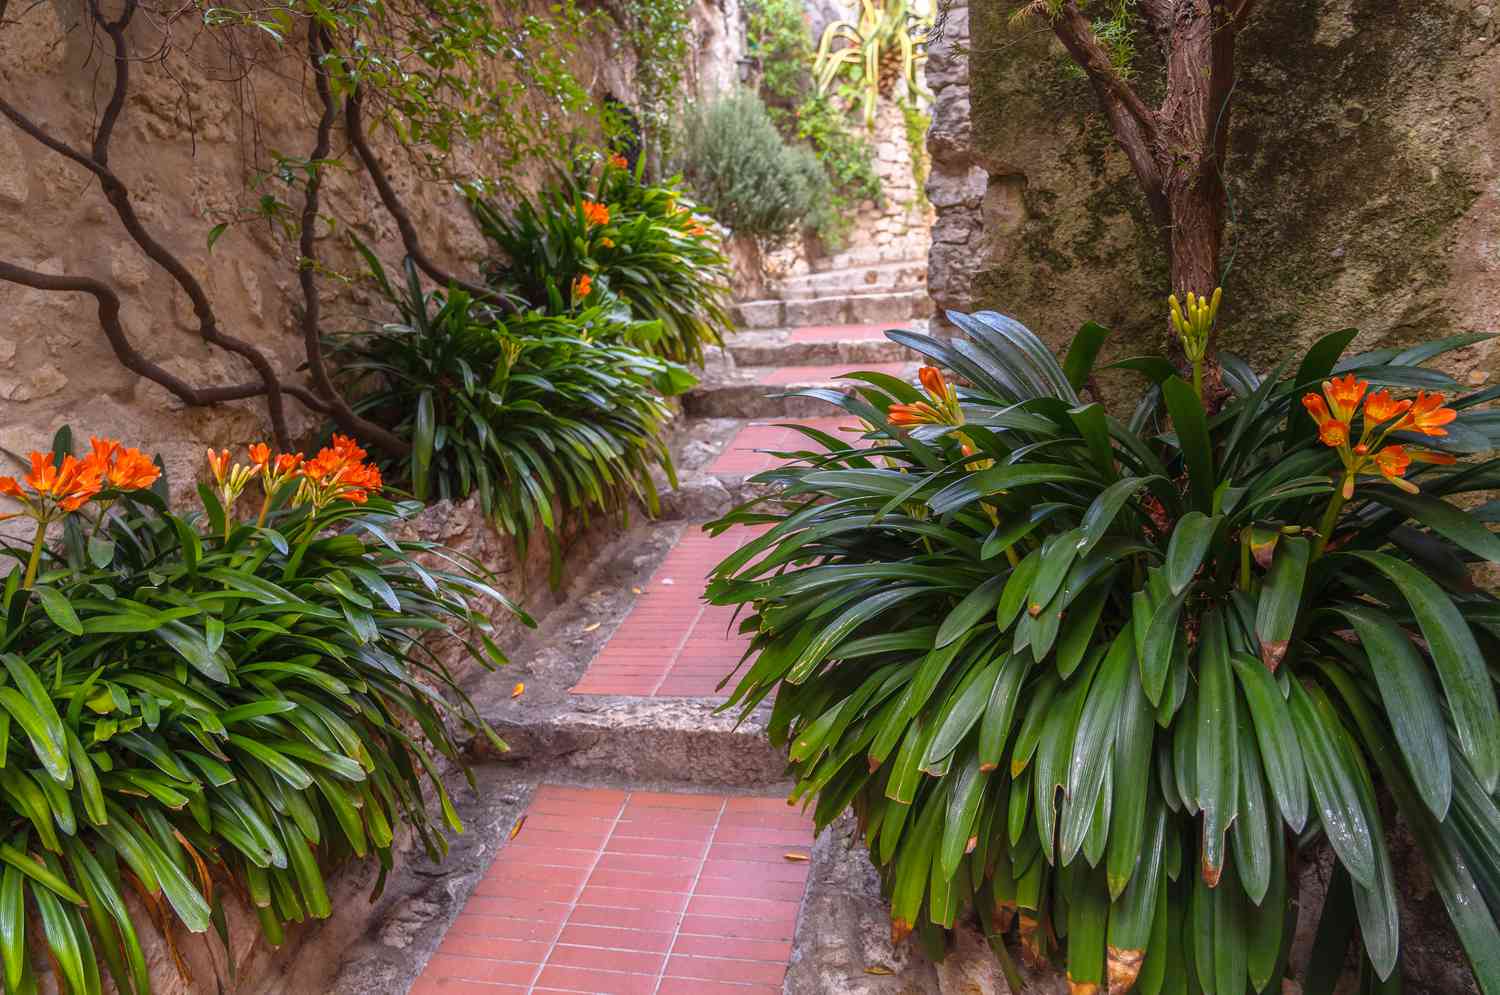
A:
[105,448,160,491]
[1373,445,1418,493]
[0,477,21,500]
[296,436,382,509]
[608,153,629,170]
[1363,389,1410,425]
[888,401,943,426]
[599,237,615,249]
[1323,374,1368,422]
[572,274,592,299]
[1301,393,1349,450]
[1400,390,1457,437]
[581,200,610,226]
[17,452,104,513]
[248,442,271,471]
[686,222,708,237]
[274,452,304,477]
[207,449,231,484]
[919,366,956,404]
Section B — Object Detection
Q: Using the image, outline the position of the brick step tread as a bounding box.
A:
[409,784,815,995]
[731,290,933,330]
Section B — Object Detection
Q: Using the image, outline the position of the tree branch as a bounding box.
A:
[301,24,411,458]
[0,260,330,414]
[344,85,514,310]
[1049,1,1167,223]
[1135,0,1173,59]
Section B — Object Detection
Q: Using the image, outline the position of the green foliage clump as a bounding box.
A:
[0,432,523,995]
[472,159,733,366]
[675,92,835,249]
[744,0,882,248]
[707,311,1500,992]
[796,94,884,246]
[616,0,693,165]
[335,255,694,564]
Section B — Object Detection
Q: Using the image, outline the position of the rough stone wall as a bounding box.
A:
[927,0,1500,385]
[0,1,735,991]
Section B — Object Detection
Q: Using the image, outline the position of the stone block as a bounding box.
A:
[731,299,784,328]
[785,296,849,326]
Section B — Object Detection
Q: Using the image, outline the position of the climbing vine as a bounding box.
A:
[616,0,692,172]
[0,0,627,454]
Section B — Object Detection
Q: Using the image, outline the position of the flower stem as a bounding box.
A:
[22,519,47,590]
[1312,480,1349,558]
[1192,359,1204,403]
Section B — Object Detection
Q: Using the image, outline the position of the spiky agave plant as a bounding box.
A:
[705,306,1500,993]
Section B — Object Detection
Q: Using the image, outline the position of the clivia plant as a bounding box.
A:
[0,431,521,994]
[706,301,1500,993]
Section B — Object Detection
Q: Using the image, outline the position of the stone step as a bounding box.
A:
[723,321,920,367]
[772,259,928,298]
[732,288,933,330]
[683,361,917,420]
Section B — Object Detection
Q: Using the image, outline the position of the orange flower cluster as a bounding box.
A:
[608,153,630,170]
[572,273,593,299]
[0,437,159,524]
[889,366,963,428]
[581,199,610,227]
[1302,375,1456,496]
[685,221,708,237]
[209,435,380,521]
[297,435,382,508]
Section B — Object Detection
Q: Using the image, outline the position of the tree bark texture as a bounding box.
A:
[1049,0,1255,323]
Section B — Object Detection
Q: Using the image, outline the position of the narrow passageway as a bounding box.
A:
[409,315,925,993]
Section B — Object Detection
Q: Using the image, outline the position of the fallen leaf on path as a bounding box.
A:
[509,816,526,840]
[583,622,601,632]
[782,852,810,862]
[511,682,525,698]
[631,586,643,594]
[864,965,894,976]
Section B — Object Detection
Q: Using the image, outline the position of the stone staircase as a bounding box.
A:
[731,259,933,330]
[327,293,1013,992]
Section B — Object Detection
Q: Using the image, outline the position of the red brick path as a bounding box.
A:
[411,785,815,994]
[570,528,762,697]
[757,361,910,386]
[707,417,859,476]
[784,323,896,343]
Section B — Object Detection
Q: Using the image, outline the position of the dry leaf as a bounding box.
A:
[782,852,810,862]
[511,682,525,698]
[864,965,894,976]
[583,622,601,632]
[631,586,643,594]
[509,816,526,840]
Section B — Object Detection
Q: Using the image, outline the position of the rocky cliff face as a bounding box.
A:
[928,0,1500,388]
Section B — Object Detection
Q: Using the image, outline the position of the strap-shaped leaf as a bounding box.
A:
[1336,605,1452,819]
[1161,376,1215,513]
[1196,609,1237,886]
[1165,511,1217,595]
[1231,653,1308,832]
[1288,679,1377,888]
[1255,535,1308,672]
[1063,321,1111,391]
[1343,550,1500,792]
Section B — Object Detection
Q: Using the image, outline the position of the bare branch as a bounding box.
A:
[0,260,331,413]
[1052,2,1160,142]
[1049,1,1167,222]
[301,24,411,458]
[345,86,515,311]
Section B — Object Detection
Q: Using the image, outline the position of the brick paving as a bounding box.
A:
[570,527,763,697]
[411,785,815,995]
[784,322,894,343]
[707,417,860,476]
[757,361,911,386]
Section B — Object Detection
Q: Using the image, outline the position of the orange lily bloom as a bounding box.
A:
[1323,374,1368,422]
[1301,393,1349,448]
[572,274,592,299]
[1373,445,1418,493]
[248,442,272,471]
[888,401,943,426]
[581,200,610,226]
[104,447,160,490]
[207,449,231,485]
[1363,389,1410,425]
[1400,390,1457,437]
